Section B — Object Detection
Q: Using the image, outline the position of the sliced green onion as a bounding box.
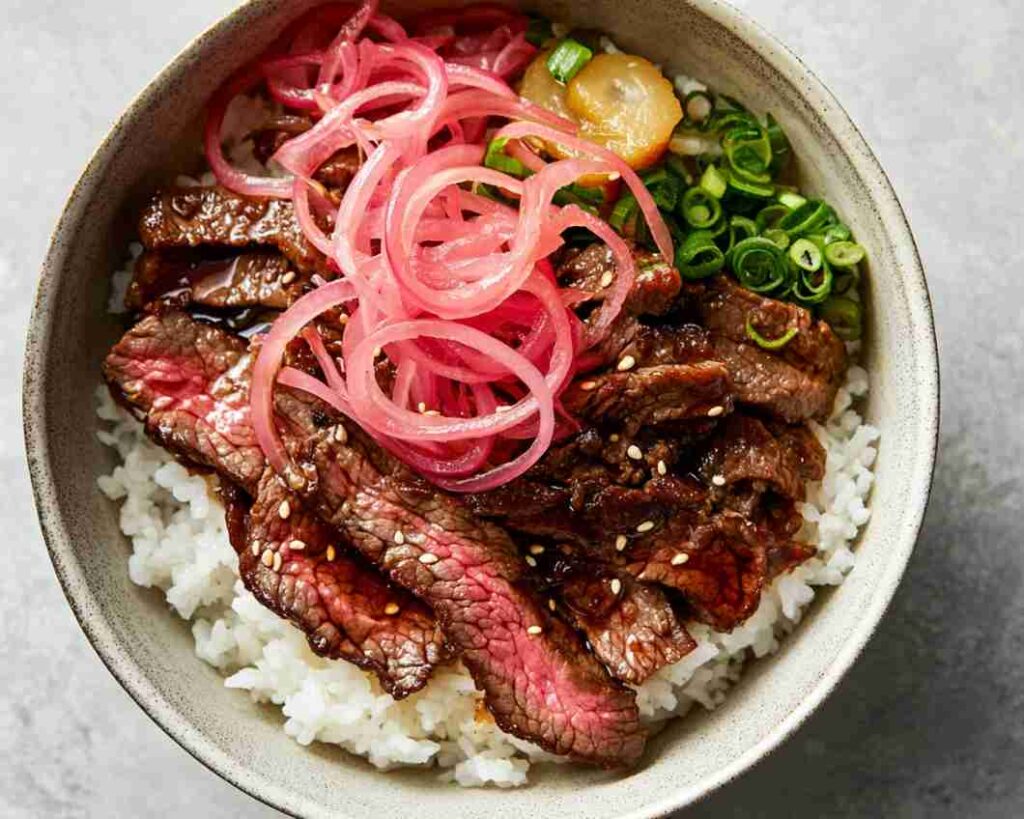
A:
[756,203,789,232]
[730,237,791,294]
[789,238,823,273]
[552,184,600,213]
[483,138,531,178]
[609,192,639,232]
[791,265,834,305]
[832,265,861,296]
[762,228,790,250]
[818,296,862,341]
[746,316,799,349]
[699,164,728,199]
[725,215,759,256]
[676,230,726,279]
[777,190,807,210]
[823,223,853,245]
[777,199,831,236]
[680,186,723,229]
[727,174,775,199]
[642,167,683,211]
[824,241,866,267]
[526,17,554,47]
[546,38,593,84]
[724,127,772,179]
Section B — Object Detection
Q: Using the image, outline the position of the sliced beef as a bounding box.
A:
[555,569,695,685]
[138,186,329,275]
[562,362,732,434]
[558,243,681,317]
[103,312,266,490]
[106,313,645,766]
[103,313,448,698]
[241,471,450,699]
[701,413,825,504]
[631,513,768,632]
[126,249,308,313]
[272,390,645,766]
[683,276,847,421]
[252,123,360,192]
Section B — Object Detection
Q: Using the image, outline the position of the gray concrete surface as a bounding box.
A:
[1,0,1020,816]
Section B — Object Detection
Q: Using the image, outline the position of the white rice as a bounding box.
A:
[95,62,879,787]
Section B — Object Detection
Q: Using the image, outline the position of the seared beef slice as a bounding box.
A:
[103,313,447,698]
[242,472,449,697]
[684,276,846,422]
[273,393,646,765]
[107,313,645,765]
[138,185,328,274]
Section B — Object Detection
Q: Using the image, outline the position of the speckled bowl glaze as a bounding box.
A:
[24,1,938,816]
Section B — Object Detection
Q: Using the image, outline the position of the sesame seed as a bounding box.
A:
[373,346,383,358]
[712,474,727,487]
[250,540,261,557]
[580,380,597,391]
[707,405,725,417]
[607,172,621,181]
[261,549,274,568]
[417,402,427,413]
[281,271,296,285]
[599,270,615,289]
[657,459,667,476]
[527,625,543,636]
[384,602,400,616]
[615,535,628,551]
[289,539,306,551]
[529,544,545,555]
[272,552,283,572]
[627,445,643,460]
[419,553,439,565]
[609,433,620,443]
[636,520,656,533]
[278,500,291,520]
[326,545,337,562]
[394,530,405,545]
[617,355,636,372]
[610,578,622,595]
[425,409,441,416]
[333,425,347,444]
[525,555,537,567]
[671,552,690,566]
[548,598,557,612]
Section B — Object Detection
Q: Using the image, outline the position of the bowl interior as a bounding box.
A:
[24,1,937,817]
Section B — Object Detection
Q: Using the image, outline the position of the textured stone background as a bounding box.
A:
[2,0,1021,816]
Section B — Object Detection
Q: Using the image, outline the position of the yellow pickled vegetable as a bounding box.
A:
[518,49,682,171]
[566,53,682,170]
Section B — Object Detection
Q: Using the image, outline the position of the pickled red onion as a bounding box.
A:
[213,2,676,491]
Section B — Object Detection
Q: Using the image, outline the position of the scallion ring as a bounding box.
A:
[730,237,791,294]
[680,186,723,229]
[725,215,759,256]
[789,238,823,273]
[745,315,799,350]
[609,192,639,232]
[699,164,728,199]
[676,230,726,279]
[823,223,853,245]
[756,204,789,232]
[824,241,866,267]
[762,228,790,250]
[777,199,831,236]
[791,264,834,305]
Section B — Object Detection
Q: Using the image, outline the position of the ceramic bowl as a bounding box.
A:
[24,1,938,816]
